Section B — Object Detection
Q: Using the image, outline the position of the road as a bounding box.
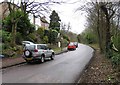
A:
[2,44,94,83]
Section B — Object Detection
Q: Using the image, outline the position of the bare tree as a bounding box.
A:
[100,2,116,53]
[67,22,71,32]
[20,0,64,19]
[61,22,66,31]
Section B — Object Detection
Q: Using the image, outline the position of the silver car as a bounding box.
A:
[23,44,55,63]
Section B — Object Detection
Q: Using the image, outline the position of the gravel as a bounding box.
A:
[79,49,119,83]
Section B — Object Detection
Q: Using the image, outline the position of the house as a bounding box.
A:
[0,1,19,29]
[0,1,10,29]
[40,16,49,30]
[0,1,19,20]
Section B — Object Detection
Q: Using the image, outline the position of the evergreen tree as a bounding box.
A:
[49,10,61,32]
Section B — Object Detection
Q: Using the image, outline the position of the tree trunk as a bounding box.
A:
[100,4,112,53]
[105,17,111,53]
[11,22,17,47]
[96,4,103,53]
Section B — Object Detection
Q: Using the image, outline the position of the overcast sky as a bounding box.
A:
[50,0,88,34]
[1,0,90,34]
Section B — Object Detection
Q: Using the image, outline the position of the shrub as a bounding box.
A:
[48,30,58,44]
[106,50,113,59]
[27,32,37,43]
[2,43,10,50]
[43,36,48,44]
[37,27,45,38]
[0,30,11,43]
[2,45,23,58]
[62,39,68,47]
[113,35,120,52]
[63,35,68,41]
[111,53,120,66]
[16,32,23,45]
[0,43,3,54]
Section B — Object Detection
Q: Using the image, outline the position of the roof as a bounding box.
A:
[40,17,49,24]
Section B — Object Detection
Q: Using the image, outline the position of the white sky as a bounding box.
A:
[50,0,88,34]
[1,0,90,34]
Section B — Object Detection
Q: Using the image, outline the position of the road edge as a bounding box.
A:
[76,45,95,84]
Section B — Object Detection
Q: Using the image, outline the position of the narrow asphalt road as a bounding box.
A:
[2,44,94,83]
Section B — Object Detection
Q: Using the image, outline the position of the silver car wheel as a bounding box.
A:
[25,50,30,56]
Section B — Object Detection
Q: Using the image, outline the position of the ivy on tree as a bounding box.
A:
[3,10,35,36]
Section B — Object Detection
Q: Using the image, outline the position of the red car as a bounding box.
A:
[67,42,76,50]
